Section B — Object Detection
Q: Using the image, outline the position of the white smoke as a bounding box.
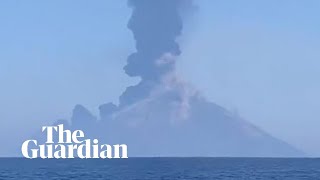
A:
[158,53,198,121]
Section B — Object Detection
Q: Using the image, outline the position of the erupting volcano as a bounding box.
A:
[34,0,302,157]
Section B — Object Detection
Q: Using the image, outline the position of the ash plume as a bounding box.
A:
[120,0,192,107]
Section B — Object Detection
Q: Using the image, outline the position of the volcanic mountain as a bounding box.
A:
[32,0,303,157]
[53,80,303,157]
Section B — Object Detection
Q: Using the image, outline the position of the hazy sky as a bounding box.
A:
[1,0,320,156]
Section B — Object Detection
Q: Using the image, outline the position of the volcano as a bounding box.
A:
[53,81,303,157]
[32,0,303,157]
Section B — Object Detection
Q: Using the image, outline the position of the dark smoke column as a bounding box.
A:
[120,0,185,107]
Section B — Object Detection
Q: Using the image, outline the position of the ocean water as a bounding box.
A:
[0,158,319,179]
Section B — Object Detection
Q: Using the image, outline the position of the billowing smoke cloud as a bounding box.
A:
[119,0,192,107]
[124,0,183,79]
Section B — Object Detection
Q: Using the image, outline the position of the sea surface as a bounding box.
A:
[0,158,319,179]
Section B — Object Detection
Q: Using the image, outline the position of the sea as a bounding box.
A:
[0,158,319,179]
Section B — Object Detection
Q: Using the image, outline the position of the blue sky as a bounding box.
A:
[0,0,320,156]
